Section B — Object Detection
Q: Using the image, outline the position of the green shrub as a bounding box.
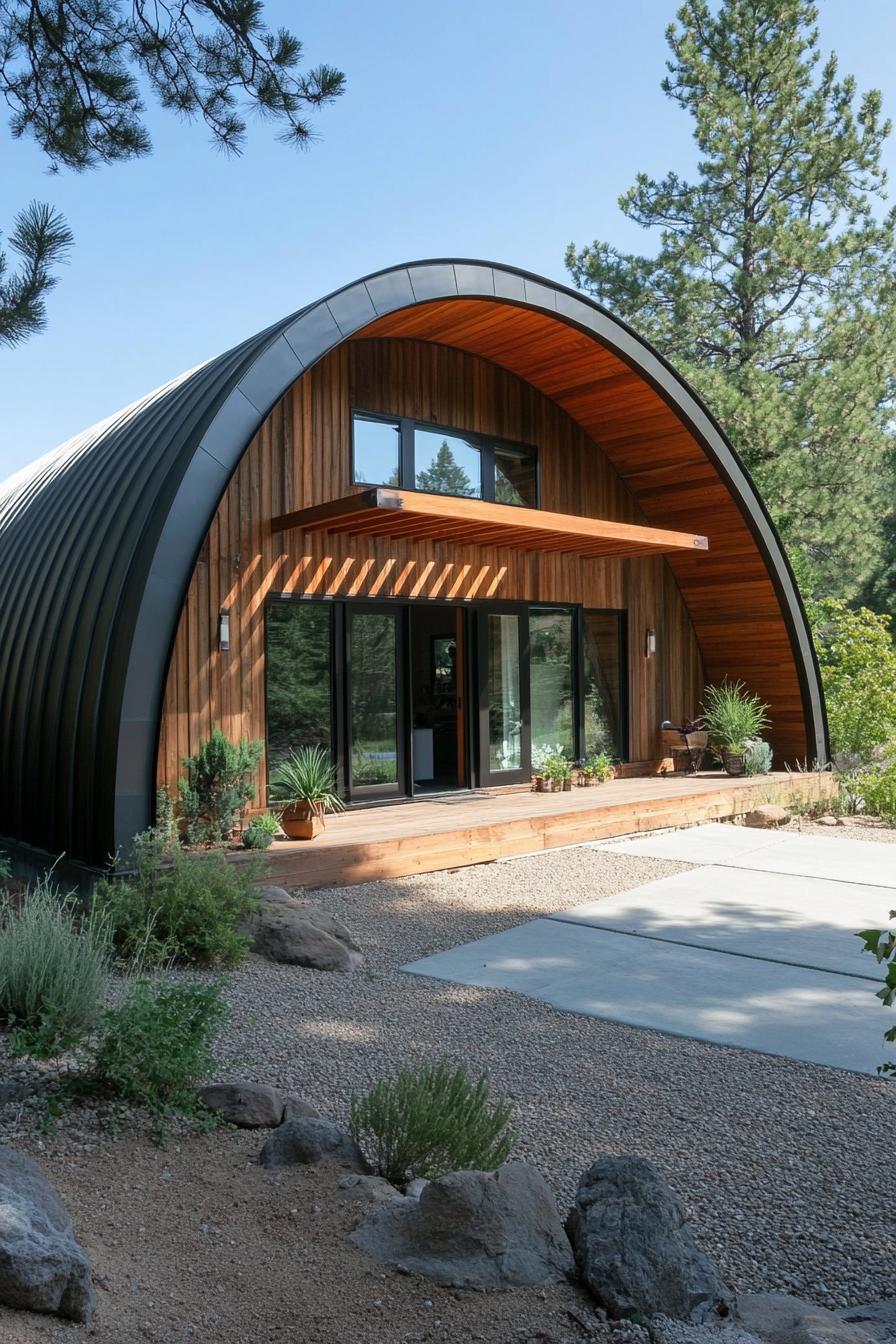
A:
[178,727,264,844]
[93,828,261,968]
[810,599,896,764]
[242,812,280,849]
[350,1059,514,1187]
[0,876,110,1058]
[744,741,774,776]
[702,681,770,752]
[852,766,896,824]
[92,977,228,1126]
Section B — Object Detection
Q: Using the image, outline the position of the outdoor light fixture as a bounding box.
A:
[645,627,656,659]
[219,607,230,651]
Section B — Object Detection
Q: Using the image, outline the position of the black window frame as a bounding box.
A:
[350,408,540,508]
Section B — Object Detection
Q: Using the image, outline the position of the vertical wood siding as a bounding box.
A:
[157,337,704,801]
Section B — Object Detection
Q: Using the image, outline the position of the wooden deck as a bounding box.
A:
[234,771,837,889]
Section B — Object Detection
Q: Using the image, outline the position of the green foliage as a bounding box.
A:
[1,201,74,348]
[851,767,896,825]
[856,913,896,1075]
[0,876,110,1058]
[0,851,11,882]
[416,440,476,496]
[583,752,615,781]
[1,2,344,347]
[744,741,774,776]
[268,745,344,811]
[178,727,264,844]
[242,812,280,850]
[810,599,896,763]
[93,827,260,968]
[350,1059,514,1187]
[702,681,770,752]
[565,0,896,605]
[543,754,572,782]
[92,978,228,1126]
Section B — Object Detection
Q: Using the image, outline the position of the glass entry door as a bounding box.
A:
[477,607,530,786]
[347,605,406,798]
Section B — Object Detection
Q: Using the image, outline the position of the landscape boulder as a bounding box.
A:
[199,1081,286,1128]
[0,1148,94,1322]
[351,1162,575,1289]
[836,1303,896,1344]
[738,1295,876,1344]
[246,888,362,971]
[282,1096,320,1122]
[260,1117,368,1171]
[566,1156,731,1321]
[743,806,790,829]
[337,1174,404,1207]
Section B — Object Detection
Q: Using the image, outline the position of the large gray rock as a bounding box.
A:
[0,1149,94,1322]
[836,1303,896,1344]
[247,889,362,971]
[351,1162,574,1289]
[198,1081,285,1128]
[566,1157,731,1322]
[738,1295,875,1344]
[259,1117,368,1171]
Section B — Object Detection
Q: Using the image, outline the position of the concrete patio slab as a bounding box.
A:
[549,865,885,979]
[595,823,896,890]
[403,917,884,1073]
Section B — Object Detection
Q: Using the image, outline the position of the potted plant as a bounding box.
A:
[701,682,770,777]
[584,751,615,783]
[268,745,344,840]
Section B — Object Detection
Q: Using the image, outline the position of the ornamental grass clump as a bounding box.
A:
[350,1059,514,1187]
[702,680,770,753]
[0,875,110,1057]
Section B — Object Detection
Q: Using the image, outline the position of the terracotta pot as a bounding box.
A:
[562,778,572,792]
[280,801,326,840]
[721,750,747,777]
[583,775,594,787]
[551,778,561,792]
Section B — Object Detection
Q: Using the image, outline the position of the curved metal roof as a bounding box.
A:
[0,261,827,866]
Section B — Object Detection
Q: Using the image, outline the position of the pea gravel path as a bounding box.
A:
[205,842,893,1311]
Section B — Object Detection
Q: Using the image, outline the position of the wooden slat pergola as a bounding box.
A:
[272,488,709,560]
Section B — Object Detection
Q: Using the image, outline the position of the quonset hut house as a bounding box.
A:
[0,261,828,882]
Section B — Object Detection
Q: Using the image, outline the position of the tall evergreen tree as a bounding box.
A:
[416,442,476,497]
[1,1,345,347]
[566,0,896,608]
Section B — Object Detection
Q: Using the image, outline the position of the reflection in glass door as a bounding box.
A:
[478,609,530,786]
[348,607,404,797]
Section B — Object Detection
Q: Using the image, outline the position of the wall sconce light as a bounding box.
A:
[219,607,230,651]
[645,627,656,659]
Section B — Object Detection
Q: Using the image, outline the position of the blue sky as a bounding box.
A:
[3,0,895,477]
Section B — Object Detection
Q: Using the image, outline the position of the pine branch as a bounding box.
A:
[0,200,73,347]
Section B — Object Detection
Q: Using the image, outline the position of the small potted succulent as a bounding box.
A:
[268,745,344,839]
[702,681,770,777]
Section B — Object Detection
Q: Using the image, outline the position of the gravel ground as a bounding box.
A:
[2,840,895,1341]
[793,815,896,846]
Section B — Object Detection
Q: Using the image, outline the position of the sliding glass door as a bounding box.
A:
[347,605,406,798]
[477,607,530,786]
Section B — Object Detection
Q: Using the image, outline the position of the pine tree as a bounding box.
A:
[416,441,476,496]
[1,1,345,347]
[566,0,896,607]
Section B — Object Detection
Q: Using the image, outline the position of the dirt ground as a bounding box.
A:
[1,1130,610,1344]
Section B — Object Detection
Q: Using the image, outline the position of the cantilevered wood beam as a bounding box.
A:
[271,489,708,560]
